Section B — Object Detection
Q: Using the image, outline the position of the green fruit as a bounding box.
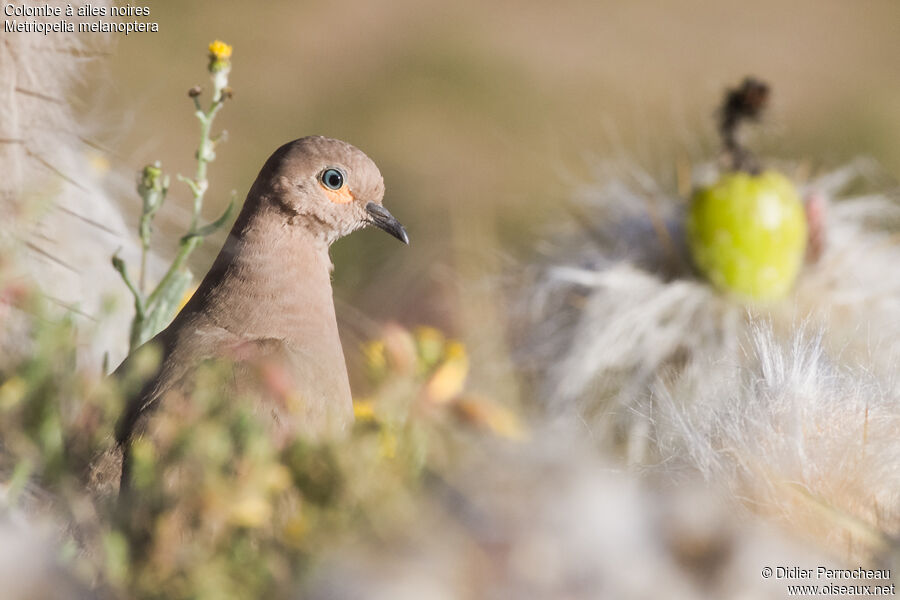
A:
[687,170,807,301]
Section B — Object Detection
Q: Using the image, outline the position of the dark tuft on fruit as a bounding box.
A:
[719,77,770,174]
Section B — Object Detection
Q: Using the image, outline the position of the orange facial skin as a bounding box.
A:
[322,185,354,204]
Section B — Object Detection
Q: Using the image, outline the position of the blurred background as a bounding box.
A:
[99,0,900,340]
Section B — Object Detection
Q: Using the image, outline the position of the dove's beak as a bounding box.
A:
[365,202,409,245]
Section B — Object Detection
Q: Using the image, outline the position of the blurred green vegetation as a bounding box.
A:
[0,271,520,597]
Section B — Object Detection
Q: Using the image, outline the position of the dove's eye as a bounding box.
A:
[320,168,344,191]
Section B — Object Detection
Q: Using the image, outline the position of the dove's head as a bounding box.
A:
[251,136,408,245]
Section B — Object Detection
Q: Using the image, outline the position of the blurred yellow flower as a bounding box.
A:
[353,399,376,422]
[208,40,232,60]
[414,325,446,368]
[229,494,271,528]
[457,397,527,441]
[422,340,469,405]
[362,324,419,381]
[283,514,307,546]
[87,151,110,175]
[361,339,386,374]
[378,429,397,459]
[445,340,466,362]
[0,376,26,410]
[263,464,292,494]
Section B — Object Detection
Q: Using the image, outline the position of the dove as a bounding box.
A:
[103,135,408,493]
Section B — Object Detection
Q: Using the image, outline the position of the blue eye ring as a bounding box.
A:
[320,168,345,191]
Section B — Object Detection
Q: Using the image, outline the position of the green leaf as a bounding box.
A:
[6,459,33,506]
[185,196,236,241]
[139,269,193,346]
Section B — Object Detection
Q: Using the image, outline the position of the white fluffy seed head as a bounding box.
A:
[512,157,900,560]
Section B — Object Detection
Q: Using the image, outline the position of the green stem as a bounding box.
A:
[113,254,147,351]
[117,57,233,353]
[139,215,151,294]
[139,245,148,294]
[113,255,145,317]
[189,99,224,233]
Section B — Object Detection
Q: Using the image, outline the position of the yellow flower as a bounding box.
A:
[353,399,376,422]
[422,340,469,405]
[208,40,233,75]
[378,429,397,459]
[263,464,292,494]
[0,376,26,410]
[414,325,446,368]
[229,494,271,528]
[283,514,307,546]
[87,151,110,176]
[444,340,466,362]
[208,40,232,60]
[361,339,386,374]
[456,397,527,441]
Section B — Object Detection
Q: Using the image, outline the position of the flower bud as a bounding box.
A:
[137,161,168,213]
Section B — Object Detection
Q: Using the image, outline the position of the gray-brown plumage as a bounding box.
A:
[100,136,408,493]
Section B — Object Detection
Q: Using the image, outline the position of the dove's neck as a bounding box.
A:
[199,204,341,346]
[174,199,354,433]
